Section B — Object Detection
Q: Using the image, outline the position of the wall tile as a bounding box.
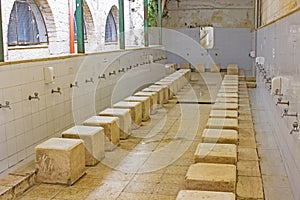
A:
[5,120,16,140]
[6,137,17,157]
[0,124,6,143]
[0,159,8,174]
[0,141,8,160]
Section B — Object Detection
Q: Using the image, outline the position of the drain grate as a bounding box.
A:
[176,101,215,105]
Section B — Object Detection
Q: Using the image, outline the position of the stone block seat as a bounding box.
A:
[161,77,179,94]
[227,64,239,75]
[177,69,191,81]
[194,143,237,164]
[215,97,238,104]
[113,101,143,127]
[168,73,186,89]
[165,63,177,74]
[155,81,174,99]
[211,63,221,72]
[180,62,190,69]
[211,103,238,110]
[195,63,205,73]
[217,93,238,98]
[99,108,131,139]
[83,116,120,151]
[35,138,85,185]
[176,190,235,200]
[219,88,238,93]
[206,118,238,130]
[149,85,169,103]
[134,91,158,114]
[142,87,164,106]
[209,110,238,118]
[185,163,236,192]
[61,126,105,166]
[124,96,151,121]
[201,129,238,145]
[222,82,239,86]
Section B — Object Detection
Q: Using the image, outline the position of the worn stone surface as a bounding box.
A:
[206,118,238,130]
[239,137,257,148]
[185,163,236,192]
[176,190,235,200]
[35,138,85,185]
[83,116,120,151]
[62,126,105,166]
[99,108,132,139]
[156,80,176,98]
[211,63,221,72]
[209,110,238,118]
[236,176,264,199]
[212,103,238,110]
[0,186,14,200]
[194,143,237,164]
[142,87,164,105]
[0,175,29,198]
[237,160,261,177]
[177,69,192,81]
[180,62,190,69]
[215,97,238,103]
[113,101,143,126]
[149,85,169,104]
[217,93,238,98]
[124,96,151,121]
[134,91,158,112]
[201,129,238,144]
[238,147,259,161]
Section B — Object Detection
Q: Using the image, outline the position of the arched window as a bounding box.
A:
[105,11,117,43]
[8,0,48,46]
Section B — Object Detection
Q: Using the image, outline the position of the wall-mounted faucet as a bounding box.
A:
[276,97,289,106]
[51,87,62,94]
[98,74,106,79]
[290,121,299,134]
[109,71,116,76]
[29,92,40,101]
[85,77,94,83]
[274,89,283,96]
[0,101,11,109]
[126,66,132,70]
[281,108,297,118]
[70,82,78,88]
[118,68,125,73]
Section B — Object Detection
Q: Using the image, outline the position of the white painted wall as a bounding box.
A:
[0,46,166,178]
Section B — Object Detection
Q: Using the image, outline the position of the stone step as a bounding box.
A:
[83,116,120,151]
[201,129,238,144]
[99,108,131,139]
[62,125,105,166]
[206,118,238,130]
[176,190,235,200]
[185,163,236,192]
[194,143,237,164]
[209,110,238,118]
[35,138,86,185]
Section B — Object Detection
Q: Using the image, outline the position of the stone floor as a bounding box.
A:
[14,72,294,200]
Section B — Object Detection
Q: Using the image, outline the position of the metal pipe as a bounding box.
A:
[75,0,85,53]
[158,0,162,45]
[144,0,149,47]
[118,0,125,49]
[68,0,75,53]
[0,1,4,62]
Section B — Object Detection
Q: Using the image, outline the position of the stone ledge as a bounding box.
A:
[201,129,238,144]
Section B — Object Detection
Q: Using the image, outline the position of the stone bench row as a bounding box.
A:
[32,69,192,187]
[177,75,239,200]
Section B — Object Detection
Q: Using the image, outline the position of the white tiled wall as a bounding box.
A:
[256,10,300,199]
[0,46,166,178]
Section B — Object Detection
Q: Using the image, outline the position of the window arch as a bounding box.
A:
[8,0,48,46]
[105,10,117,43]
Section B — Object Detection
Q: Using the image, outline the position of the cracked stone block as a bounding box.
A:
[124,96,151,121]
[212,103,238,110]
[194,143,237,164]
[83,116,120,151]
[35,138,85,185]
[236,176,264,199]
[210,110,238,118]
[99,108,131,139]
[201,129,238,144]
[185,163,236,192]
[211,63,220,72]
[217,93,238,98]
[113,101,143,127]
[62,126,105,166]
[206,118,238,130]
[134,91,158,113]
[176,190,235,200]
